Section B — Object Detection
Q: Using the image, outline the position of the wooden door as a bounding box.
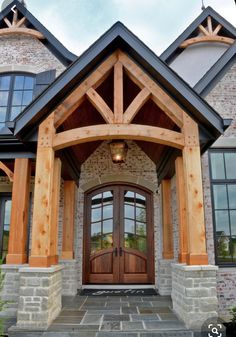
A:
[84,185,154,284]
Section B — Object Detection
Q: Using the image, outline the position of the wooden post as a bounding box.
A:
[6,158,31,264]
[61,181,76,259]
[182,115,208,265]
[161,179,174,259]
[29,114,61,267]
[175,157,188,263]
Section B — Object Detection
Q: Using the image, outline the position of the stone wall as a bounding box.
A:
[0,35,65,76]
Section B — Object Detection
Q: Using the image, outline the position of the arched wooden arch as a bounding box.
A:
[0,161,14,182]
[29,49,209,268]
[53,124,184,151]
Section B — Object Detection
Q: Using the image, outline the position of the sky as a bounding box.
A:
[24,0,236,57]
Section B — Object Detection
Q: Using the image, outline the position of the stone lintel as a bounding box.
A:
[19,265,64,274]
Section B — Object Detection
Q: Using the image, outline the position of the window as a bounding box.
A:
[0,194,12,261]
[0,73,35,127]
[209,150,236,265]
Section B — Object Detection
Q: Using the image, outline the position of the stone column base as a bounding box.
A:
[172,263,218,329]
[17,265,63,329]
[158,259,175,295]
[0,265,22,318]
[59,259,77,296]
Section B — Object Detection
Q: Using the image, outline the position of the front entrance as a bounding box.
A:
[83,184,154,284]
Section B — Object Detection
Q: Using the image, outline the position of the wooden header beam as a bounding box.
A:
[53,124,185,151]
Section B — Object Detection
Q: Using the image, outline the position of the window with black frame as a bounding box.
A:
[0,194,12,261]
[0,73,35,129]
[209,150,236,265]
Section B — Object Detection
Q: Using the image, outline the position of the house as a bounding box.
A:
[0,0,235,332]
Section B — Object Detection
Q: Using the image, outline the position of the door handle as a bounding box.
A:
[114,247,118,257]
[119,247,123,256]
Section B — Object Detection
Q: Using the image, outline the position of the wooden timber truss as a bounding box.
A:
[180,16,235,48]
[0,7,44,39]
[6,50,207,268]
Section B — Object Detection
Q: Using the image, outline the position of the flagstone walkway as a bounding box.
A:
[9,294,199,337]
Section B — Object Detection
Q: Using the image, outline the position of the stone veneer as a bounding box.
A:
[16,265,63,329]
[158,259,175,295]
[172,264,219,329]
[0,35,65,76]
[59,259,77,296]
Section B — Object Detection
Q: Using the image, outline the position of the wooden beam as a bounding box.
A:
[50,158,61,259]
[53,124,185,151]
[175,157,188,263]
[15,16,26,28]
[0,28,44,39]
[3,17,12,28]
[123,87,150,124]
[114,61,123,123]
[29,114,59,267]
[207,16,213,35]
[182,114,208,265]
[86,87,114,124]
[54,52,118,128]
[6,159,31,264]
[180,35,235,48]
[118,52,184,128]
[61,181,76,260]
[199,24,210,36]
[213,24,222,36]
[12,9,18,26]
[0,161,14,182]
[161,180,174,259]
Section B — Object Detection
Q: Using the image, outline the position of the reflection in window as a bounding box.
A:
[0,73,35,129]
[90,191,113,253]
[124,190,147,253]
[210,150,236,264]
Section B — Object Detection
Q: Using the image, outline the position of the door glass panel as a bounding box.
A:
[103,219,113,234]
[125,219,135,234]
[91,222,101,236]
[124,191,135,205]
[102,234,113,249]
[136,237,147,253]
[91,194,102,208]
[136,207,146,222]
[136,222,146,235]
[91,236,101,254]
[92,207,102,222]
[125,204,135,219]
[228,185,236,209]
[136,193,146,207]
[124,233,136,249]
[103,204,113,219]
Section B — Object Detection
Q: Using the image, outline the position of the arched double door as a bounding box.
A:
[84,184,154,284]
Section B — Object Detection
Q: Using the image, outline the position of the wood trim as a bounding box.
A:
[175,157,188,263]
[29,115,58,267]
[199,24,210,36]
[6,158,31,265]
[0,27,44,39]
[182,114,208,265]
[118,51,184,128]
[180,35,235,48]
[114,61,123,123]
[123,87,150,124]
[54,52,118,128]
[213,24,222,36]
[53,124,185,151]
[161,180,174,259]
[61,181,76,260]
[86,87,114,124]
[0,161,14,182]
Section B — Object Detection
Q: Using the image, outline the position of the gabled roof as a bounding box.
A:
[194,41,236,96]
[0,0,77,66]
[160,6,236,64]
[13,21,227,149]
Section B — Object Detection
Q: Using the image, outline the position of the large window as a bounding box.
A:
[0,194,12,261]
[0,73,35,127]
[209,150,236,265]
